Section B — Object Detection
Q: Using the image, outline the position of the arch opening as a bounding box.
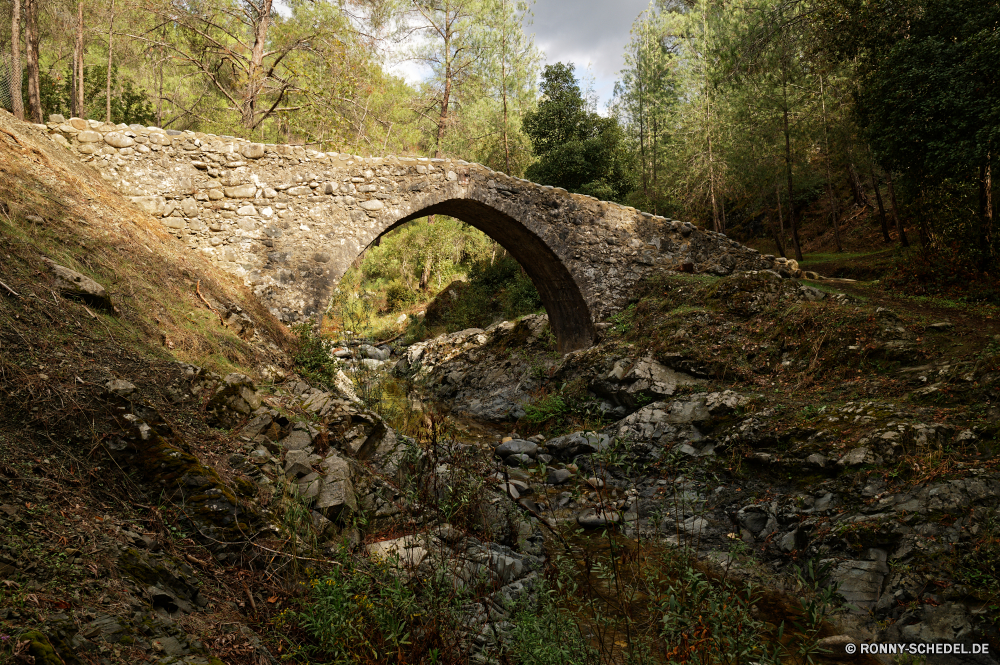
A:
[366,198,596,353]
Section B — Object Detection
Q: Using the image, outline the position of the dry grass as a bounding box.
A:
[0,111,294,378]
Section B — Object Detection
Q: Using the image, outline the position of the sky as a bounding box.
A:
[386,0,655,112]
[527,0,654,110]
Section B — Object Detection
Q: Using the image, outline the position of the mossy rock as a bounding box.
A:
[112,415,262,549]
[18,631,70,665]
[232,476,257,498]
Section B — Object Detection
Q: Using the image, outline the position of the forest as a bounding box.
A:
[3,0,999,295]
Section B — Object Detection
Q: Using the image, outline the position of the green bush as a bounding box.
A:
[292,320,340,390]
[440,254,543,332]
[289,548,422,663]
[382,281,417,313]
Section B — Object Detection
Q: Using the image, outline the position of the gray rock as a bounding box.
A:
[240,143,265,159]
[105,379,136,397]
[103,131,134,148]
[805,453,829,468]
[837,446,882,468]
[505,453,533,467]
[737,506,769,536]
[224,184,256,198]
[546,431,610,460]
[899,603,974,644]
[315,454,358,520]
[151,636,187,656]
[359,344,390,361]
[495,439,538,458]
[546,468,572,485]
[577,509,622,529]
[43,258,112,309]
[826,559,889,610]
[778,528,808,553]
[280,430,313,451]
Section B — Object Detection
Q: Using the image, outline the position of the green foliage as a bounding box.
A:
[523,63,634,202]
[291,320,340,391]
[289,548,422,663]
[521,379,609,435]
[657,567,774,663]
[8,65,155,125]
[507,587,599,665]
[434,253,543,332]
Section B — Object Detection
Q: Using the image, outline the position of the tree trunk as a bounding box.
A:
[783,103,803,260]
[652,114,659,216]
[775,182,786,257]
[10,0,23,120]
[24,0,41,123]
[436,64,452,159]
[71,1,83,118]
[106,0,115,123]
[980,161,994,269]
[419,255,433,291]
[157,24,165,127]
[819,75,842,252]
[871,171,892,243]
[887,171,909,248]
[244,0,274,130]
[848,163,868,207]
[76,0,84,117]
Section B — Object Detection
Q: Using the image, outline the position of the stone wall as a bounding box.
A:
[43,115,786,351]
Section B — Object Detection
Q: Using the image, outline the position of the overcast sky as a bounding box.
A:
[528,0,654,109]
[387,0,655,112]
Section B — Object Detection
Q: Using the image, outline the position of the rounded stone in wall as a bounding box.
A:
[77,131,102,143]
[241,143,265,159]
[224,184,257,199]
[104,132,134,148]
[181,198,200,217]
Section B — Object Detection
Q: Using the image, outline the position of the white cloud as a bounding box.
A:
[382,0,653,109]
[527,0,653,109]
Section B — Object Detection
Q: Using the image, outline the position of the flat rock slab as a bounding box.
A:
[577,508,622,529]
[43,258,112,309]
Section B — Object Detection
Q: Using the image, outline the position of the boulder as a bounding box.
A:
[42,258,113,309]
[545,431,610,460]
[495,439,538,458]
[315,453,358,521]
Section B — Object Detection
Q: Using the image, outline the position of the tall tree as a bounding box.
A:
[106,0,115,123]
[523,62,632,201]
[23,0,41,122]
[615,4,676,214]
[10,0,23,120]
[71,0,84,119]
[405,0,494,157]
[155,0,315,131]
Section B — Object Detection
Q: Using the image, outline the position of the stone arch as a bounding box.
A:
[357,193,596,353]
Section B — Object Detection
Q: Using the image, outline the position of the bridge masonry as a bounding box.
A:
[43,116,784,351]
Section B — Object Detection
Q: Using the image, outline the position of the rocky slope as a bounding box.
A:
[399,269,1000,663]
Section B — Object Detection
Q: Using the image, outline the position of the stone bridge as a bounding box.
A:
[44,116,779,351]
